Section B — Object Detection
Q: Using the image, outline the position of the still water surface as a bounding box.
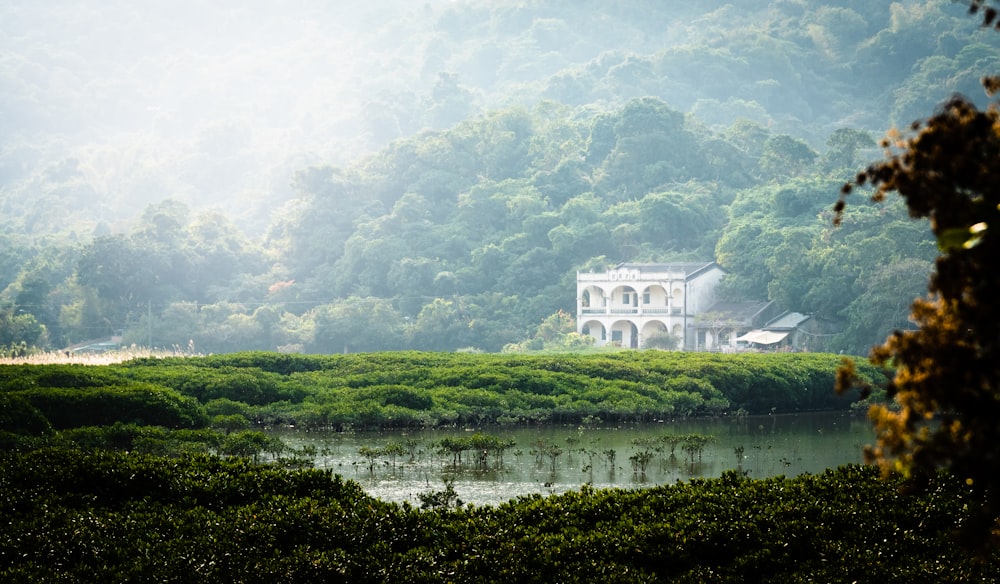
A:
[273,411,874,507]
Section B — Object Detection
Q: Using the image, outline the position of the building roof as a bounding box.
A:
[614,261,719,277]
[701,300,774,323]
[734,311,812,345]
[763,311,811,330]
[736,330,789,345]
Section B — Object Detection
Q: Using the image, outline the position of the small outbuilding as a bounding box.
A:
[736,311,818,351]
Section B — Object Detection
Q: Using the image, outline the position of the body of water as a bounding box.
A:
[272,411,874,507]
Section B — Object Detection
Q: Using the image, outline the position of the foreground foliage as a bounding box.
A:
[839,93,1000,552]
[0,449,995,583]
[834,3,1000,548]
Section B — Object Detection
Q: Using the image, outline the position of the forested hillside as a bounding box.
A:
[1,0,992,356]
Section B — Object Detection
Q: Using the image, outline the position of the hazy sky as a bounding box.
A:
[3,1,992,238]
[1,1,434,232]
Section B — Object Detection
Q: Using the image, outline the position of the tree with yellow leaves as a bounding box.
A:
[836,90,1000,551]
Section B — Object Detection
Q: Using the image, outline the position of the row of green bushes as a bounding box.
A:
[1,448,994,582]
[0,351,887,432]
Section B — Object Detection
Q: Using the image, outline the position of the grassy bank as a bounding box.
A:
[1,351,887,434]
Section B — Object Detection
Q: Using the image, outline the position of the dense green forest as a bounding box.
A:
[2,0,994,356]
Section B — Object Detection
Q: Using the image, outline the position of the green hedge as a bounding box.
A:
[1,351,887,431]
[0,393,52,435]
[12,384,206,429]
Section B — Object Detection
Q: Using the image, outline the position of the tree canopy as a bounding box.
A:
[1,0,994,356]
[835,3,1000,547]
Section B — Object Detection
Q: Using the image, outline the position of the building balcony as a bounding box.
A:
[579,306,685,317]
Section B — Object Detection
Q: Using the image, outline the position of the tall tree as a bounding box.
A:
[757,134,818,180]
[836,93,1000,551]
[821,128,876,173]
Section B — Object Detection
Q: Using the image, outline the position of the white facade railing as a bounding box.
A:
[579,307,683,316]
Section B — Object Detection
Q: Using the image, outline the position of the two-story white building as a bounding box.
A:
[576,262,725,349]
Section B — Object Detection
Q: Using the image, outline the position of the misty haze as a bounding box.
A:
[1,0,994,357]
[6,2,1000,580]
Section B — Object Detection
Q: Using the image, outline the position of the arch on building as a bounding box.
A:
[611,285,639,311]
[580,285,607,310]
[609,320,639,348]
[639,284,670,312]
[580,320,607,343]
[640,320,671,347]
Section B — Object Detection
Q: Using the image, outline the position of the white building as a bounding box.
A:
[576,262,725,349]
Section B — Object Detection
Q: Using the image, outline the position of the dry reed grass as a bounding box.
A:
[0,345,201,366]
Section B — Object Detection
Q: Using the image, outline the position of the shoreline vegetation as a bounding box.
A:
[3,350,996,579]
[1,350,886,433]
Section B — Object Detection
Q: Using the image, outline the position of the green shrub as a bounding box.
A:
[2,449,996,582]
[2,351,888,431]
[0,393,52,435]
[14,384,207,429]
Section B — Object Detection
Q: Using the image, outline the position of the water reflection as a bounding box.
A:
[271,411,874,507]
